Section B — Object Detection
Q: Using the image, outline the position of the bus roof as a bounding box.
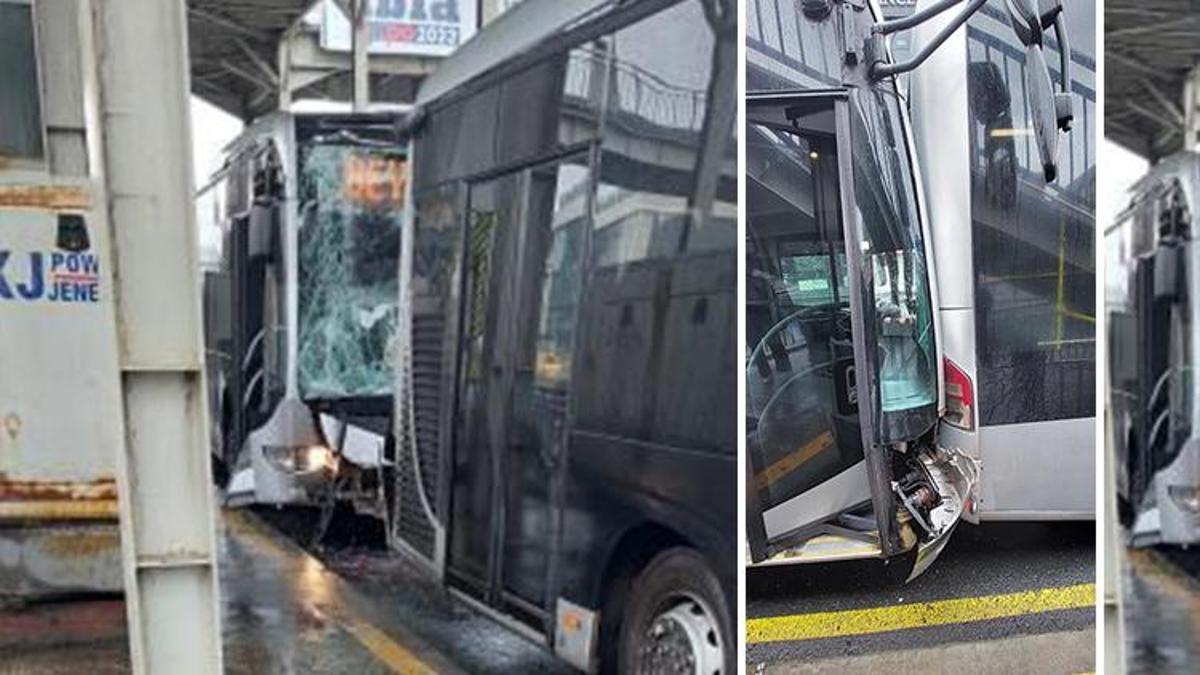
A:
[416,0,610,107]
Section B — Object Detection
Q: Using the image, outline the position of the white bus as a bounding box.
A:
[910,0,1096,520]
[1107,152,1200,547]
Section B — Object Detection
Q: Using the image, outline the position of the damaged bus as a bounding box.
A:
[745,0,1080,576]
[910,0,1096,523]
[1108,154,1200,548]
[391,0,736,672]
[199,112,407,533]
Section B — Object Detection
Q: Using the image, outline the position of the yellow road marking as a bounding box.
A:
[339,612,440,675]
[755,432,834,490]
[746,583,1095,644]
[223,510,449,674]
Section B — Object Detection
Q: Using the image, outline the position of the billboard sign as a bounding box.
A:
[320,0,478,57]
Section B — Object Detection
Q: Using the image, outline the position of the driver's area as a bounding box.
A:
[746,97,866,537]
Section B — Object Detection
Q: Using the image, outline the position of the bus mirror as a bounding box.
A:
[869,0,1072,183]
[1004,0,1074,182]
[1023,44,1060,183]
[1003,0,1042,47]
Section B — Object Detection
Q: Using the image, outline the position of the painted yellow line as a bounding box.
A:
[746,583,1095,644]
[224,510,448,674]
[755,431,834,490]
[338,612,440,675]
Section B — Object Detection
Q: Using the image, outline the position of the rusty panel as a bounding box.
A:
[0,206,125,489]
[0,523,122,596]
[0,184,91,210]
[0,475,118,522]
[0,474,117,501]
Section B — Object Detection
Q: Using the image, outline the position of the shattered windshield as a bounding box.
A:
[297,142,406,399]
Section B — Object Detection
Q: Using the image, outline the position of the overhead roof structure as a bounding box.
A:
[188,0,318,120]
[188,0,439,121]
[1106,0,1200,160]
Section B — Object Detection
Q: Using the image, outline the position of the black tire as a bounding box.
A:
[602,547,732,675]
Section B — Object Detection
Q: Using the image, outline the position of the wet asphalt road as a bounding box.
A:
[1122,546,1200,674]
[747,521,1096,672]
[0,509,573,675]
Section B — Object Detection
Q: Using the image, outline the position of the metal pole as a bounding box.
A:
[352,0,370,111]
[1104,369,1126,673]
[1186,66,1200,151]
[92,0,223,672]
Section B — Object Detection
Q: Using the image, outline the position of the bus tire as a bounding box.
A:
[607,547,732,675]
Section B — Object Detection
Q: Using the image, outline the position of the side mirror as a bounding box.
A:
[870,0,1075,184]
[1004,0,1074,182]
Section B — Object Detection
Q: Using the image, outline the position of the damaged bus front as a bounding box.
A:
[746,0,1074,577]
[1108,153,1200,548]
[200,112,407,532]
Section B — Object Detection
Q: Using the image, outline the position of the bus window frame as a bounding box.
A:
[0,0,49,175]
[745,89,901,560]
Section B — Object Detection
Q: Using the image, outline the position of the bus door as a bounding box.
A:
[746,91,975,573]
[746,93,873,561]
[448,152,590,630]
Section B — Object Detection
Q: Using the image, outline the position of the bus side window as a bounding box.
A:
[577,0,736,450]
[0,1,45,163]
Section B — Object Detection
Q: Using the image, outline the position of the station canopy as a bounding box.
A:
[1106,0,1200,159]
[188,0,318,120]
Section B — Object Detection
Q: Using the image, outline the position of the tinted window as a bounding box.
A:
[967,0,1096,425]
[575,0,736,451]
[414,43,603,190]
[0,3,44,161]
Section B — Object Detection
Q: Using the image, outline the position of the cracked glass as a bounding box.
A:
[297,143,406,399]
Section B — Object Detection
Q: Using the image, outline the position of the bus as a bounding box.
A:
[199,112,407,533]
[1107,152,1200,547]
[390,0,736,671]
[910,0,1096,521]
[744,0,1079,575]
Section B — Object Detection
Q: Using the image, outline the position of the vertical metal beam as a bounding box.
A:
[278,29,293,111]
[91,0,223,673]
[352,0,370,111]
[1185,65,1200,152]
[1103,370,1125,673]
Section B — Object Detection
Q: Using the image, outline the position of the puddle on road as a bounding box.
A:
[1124,548,1200,673]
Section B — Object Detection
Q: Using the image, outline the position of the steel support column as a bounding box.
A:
[352,0,370,110]
[92,0,223,672]
[1185,65,1200,152]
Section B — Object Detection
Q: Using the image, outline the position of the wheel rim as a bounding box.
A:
[637,593,725,675]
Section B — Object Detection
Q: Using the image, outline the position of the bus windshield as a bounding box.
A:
[849,87,937,439]
[296,142,406,399]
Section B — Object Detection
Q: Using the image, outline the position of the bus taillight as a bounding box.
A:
[944,358,974,431]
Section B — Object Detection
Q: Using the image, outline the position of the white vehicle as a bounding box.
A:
[910,0,1096,520]
[198,112,407,531]
[745,0,1085,577]
[1107,152,1200,547]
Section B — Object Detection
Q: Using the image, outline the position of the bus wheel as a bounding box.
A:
[615,548,730,675]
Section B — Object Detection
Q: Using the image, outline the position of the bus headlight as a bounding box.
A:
[264,445,338,475]
[1168,486,1200,513]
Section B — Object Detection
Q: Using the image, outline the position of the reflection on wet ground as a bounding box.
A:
[1,509,572,674]
[1123,546,1200,674]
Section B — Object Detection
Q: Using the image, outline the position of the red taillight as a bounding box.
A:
[943,358,974,431]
